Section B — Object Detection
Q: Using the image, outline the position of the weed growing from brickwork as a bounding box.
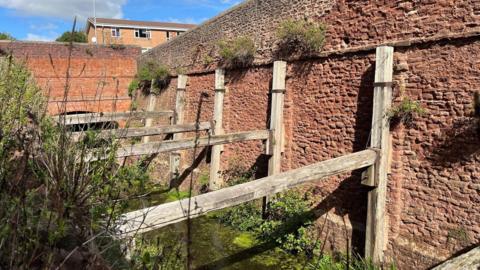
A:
[276,19,327,55]
[203,54,215,66]
[388,97,426,127]
[129,61,172,97]
[217,36,256,67]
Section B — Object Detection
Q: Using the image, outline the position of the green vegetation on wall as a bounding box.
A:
[129,62,171,97]
[217,36,256,67]
[388,97,426,126]
[276,19,327,54]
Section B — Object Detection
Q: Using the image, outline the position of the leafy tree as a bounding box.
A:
[56,31,87,43]
[0,32,15,40]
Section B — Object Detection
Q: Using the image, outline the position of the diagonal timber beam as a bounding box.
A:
[117,149,378,237]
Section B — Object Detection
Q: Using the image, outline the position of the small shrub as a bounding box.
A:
[128,79,140,97]
[259,190,319,256]
[175,66,187,75]
[203,55,215,66]
[388,97,426,127]
[133,62,172,95]
[276,19,326,53]
[217,36,256,67]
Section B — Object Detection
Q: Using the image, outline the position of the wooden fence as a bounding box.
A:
[59,47,394,264]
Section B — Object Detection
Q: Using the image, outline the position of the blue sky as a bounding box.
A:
[0,0,240,41]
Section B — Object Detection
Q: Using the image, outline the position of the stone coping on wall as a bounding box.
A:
[165,27,480,77]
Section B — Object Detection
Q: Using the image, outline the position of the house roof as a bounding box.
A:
[86,18,196,32]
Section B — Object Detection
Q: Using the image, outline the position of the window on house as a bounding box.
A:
[166,31,171,41]
[111,28,120,37]
[135,29,151,39]
[177,31,182,36]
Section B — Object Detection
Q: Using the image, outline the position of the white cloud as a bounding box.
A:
[181,0,240,11]
[25,33,58,41]
[165,17,208,25]
[0,0,126,20]
[30,22,58,31]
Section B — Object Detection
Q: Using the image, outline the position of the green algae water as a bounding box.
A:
[128,191,309,269]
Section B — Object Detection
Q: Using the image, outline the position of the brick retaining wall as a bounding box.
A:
[0,41,140,115]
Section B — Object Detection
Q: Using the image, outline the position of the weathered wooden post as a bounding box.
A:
[264,61,287,214]
[364,46,394,264]
[170,75,188,182]
[209,69,226,190]
[142,83,157,143]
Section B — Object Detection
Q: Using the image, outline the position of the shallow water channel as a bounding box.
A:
[128,191,309,269]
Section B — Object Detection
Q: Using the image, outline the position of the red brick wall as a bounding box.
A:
[0,41,140,115]
[137,1,480,268]
[152,40,480,269]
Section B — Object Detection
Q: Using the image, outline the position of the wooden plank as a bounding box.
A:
[87,130,270,161]
[54,111,174,125]
[432,246,480,270]
[117,149,378,237]
[365,46,394,264]
[209,69,226,190]
[70,122,212,141]
[171,75,188,181]
[142,94,158,143]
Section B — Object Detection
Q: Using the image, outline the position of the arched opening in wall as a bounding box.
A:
[58,111,119,132]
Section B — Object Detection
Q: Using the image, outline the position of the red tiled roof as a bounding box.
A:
[87,18,196,30]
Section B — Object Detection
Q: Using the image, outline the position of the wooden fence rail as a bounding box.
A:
[71,122,212,141]
[87,130,270,161]
[117,149,378,237]
[53,111,174,125]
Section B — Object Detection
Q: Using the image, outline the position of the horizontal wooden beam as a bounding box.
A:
[53,111,174,125]
[115,130,269,158]
[70,122,212,141]
[88,130,270,161]
[117,149,378,237]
